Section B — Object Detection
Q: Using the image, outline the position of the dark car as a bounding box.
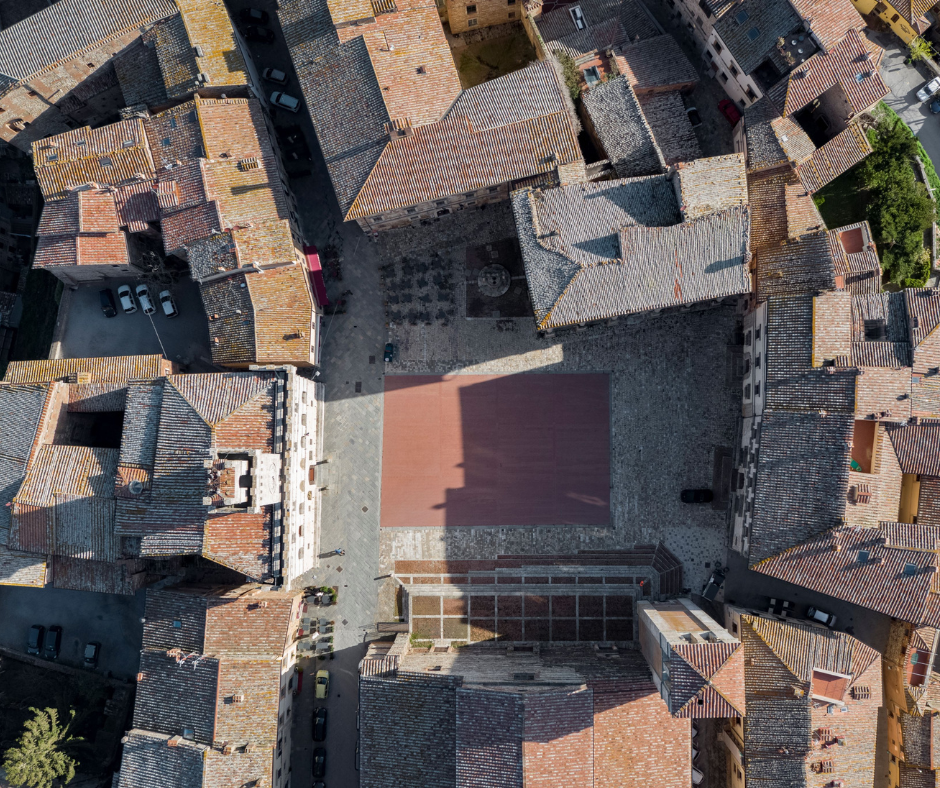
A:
[931,98,940,115]
[44,626,62,660]
[313,748,326,779]
[718,98,741,126]
[27,625,44,655]
[680,489,713,503]
[99,288,117,318]
[701,566,726,602]
[242,25,275,43]
[313,707,327,741]
[84,641,100,668]
[239,7,269,23]
[384,342,395,362]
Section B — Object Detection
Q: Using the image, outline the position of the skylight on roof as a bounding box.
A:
[904,562,919,576]
[857,550,869,564]
[747,27,761,41]
[735,9,749,24]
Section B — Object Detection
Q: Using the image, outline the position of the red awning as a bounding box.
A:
[304,246,329,307]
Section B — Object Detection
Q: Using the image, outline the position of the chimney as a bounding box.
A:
[168,735,182,748]
[222,742,233,755]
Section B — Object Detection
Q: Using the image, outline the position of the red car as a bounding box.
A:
[718,99,741,126]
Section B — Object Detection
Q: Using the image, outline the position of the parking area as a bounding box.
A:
[0,584,145,680]
[57,277,215,371]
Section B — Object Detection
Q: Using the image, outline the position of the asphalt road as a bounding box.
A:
[872,29,940,175]
[0,584,145,680]
[58,277,215,372]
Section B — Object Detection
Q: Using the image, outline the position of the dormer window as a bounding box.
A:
[570,5,586,29]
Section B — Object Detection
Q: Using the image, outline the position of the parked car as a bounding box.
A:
[701,566,725,602]
[315,669,330,699]
[681,489,713,503]
[44,626,62,660]
[313,707,327,741]
[242,25,275,43]
[692,766,704,786]
[117,284,137,314]
[686,106,702,127]
[384,342,395,362]
[159,290,179,318]
[270,91,301,113]
[99,288,117,318]
[239,7,269,23]
[931,98,940,115]
[313,748,326,779]
[84,641,100,668]
[718,98,741,126]
[135,284,155,315]
[918,76,940,102]
[27,625,44,655]
[262,67,289,85]
[807,606,837,627]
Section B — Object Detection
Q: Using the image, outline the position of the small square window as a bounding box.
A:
[172,620,182,628]
[508,10,515,16]
[467,17,478,25]
[735,9,748,23]
[466,4,476,12]
[857,550,870,563]
[730,64,739,76]
[583,66,601,86]
[719,72,728,83]
[747,27,760,40]
[508,0,516,4]
[905,562,919,576]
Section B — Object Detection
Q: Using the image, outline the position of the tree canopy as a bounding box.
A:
[2,707,81,788]
[859,115,936,286]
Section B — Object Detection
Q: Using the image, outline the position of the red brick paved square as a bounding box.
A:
[381,374,611,527]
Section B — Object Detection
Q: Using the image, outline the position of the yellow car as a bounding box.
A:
[315,669,330,699]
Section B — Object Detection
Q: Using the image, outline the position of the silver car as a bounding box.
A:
[117,284,137,314]
[135,284,155,315]
[917,76,940,102]
[270,91,301,112]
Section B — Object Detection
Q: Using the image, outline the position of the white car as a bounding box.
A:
[159,290,179,318]
[117,284,137,314]
[917,76,940,102]
[270,91,301,112]
[135,284,155,314]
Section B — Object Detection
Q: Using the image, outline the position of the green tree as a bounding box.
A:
[908,36,935,63]
[555,52,582,101]
[2,708,81,788]
[858,115,936,284]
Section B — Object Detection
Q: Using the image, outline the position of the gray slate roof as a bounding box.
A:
[582,76,664,179]
[0,0,176,89]
[712,0,800,77]
[514,164,751,330]
[116,730,205,788]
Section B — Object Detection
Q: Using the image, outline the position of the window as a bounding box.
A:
[735,9,748,23]
[730,64,739,76]
[746,27,760,41]
[508,0,516,4]
[890,13,900,22]
[468,17,478,25]
[754,382,760,396]
[466,3,476,11]
[172,620,182,628]
[755,325,761,340]
[857,550,870,563]
[698,0,711,16]
[755,354,761,368]
[583,66,601,86]
[745,330,752,346]
[508,10,515,16]
[744,384,751,400]
[904,563,919,576]
[743,357,750,375]
[570,5,586,29]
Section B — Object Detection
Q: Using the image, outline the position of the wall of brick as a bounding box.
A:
[445,0,523,33]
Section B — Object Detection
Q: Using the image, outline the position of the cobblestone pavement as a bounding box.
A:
[377,204,743,593]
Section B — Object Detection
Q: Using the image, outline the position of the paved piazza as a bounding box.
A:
[381,374,611,528]
[371,203,741,593]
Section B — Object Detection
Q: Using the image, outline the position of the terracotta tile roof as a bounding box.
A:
[712,0,800,76]
[740,614,882,786]
[204,510,271,579]
[245,265,314,364]
[743,98,791,173]
[534,0,659,44]
[906,289,940,349]
[0,546,46,587]
[52,556,146,595]
[777,29,887,117]
[3,354,171,383]
[546,16,628,61]
[796,124,873,193]
[613,35,697,92]
[348,62,582,220]
[670,642,745,717]
[151,0,249,100]
[830,221,882,294]
[675,154,749,219]
[754,524,940,625]
[581,77,664,179]
[523,688,594,787]
[746,168,823,251]
[786,0,865,51]
[32,119,155,201]
[34,232,130,269]
[912,379,940,418]
[812,291,852,366]
[9,445,118,561]
[514,169,750,330]
[748,411,853,563]
[889,423,940,477]
[0,0,176,87]
[637,92,702,166]
[199,274,256,365]
[116,729,205,788]
[455,688,522,787]
[919,477,940,528]
[756,230,837,298]
[113,38,169,110]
